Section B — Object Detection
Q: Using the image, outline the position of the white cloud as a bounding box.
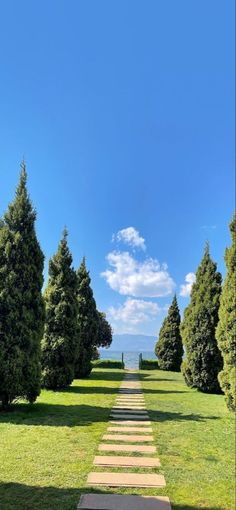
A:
[101,251,175,297]
[180,272,196,297]
[113,227,146,251]
[108,298,162,326]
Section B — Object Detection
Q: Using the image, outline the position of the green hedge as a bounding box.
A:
[93,359,124,369]
[140,359,159,370]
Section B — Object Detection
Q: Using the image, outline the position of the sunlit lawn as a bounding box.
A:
[141,370,235,510]
[0,368,234,510]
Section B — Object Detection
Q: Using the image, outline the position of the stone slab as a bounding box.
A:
[111,409,148,414]
[116,398,145,401]
[114,402,145,405]
[117,396,144,399]
[116,401,145,404]
[119,389,142,392]
[120,387,141,390]
[113,406,146,410]
[116,395,144,398]
[78,494,171,510]
[107,426,152,432]
[87,472,166,488]
[110,420,152,425]
[102,434,153,442]
[99,443,156,453]
[93,455,160,468]
[120,383,141,385]
[110,413,149,420]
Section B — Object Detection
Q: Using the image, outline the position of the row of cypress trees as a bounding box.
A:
[0,164,112,408]
[155,218,236,411]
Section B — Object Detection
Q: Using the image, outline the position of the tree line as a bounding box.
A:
[0,164,112,408]
[155,215,235,412]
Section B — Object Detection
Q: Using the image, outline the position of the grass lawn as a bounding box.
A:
[0,368,235,510]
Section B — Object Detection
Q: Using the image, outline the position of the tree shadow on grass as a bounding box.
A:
[148,409,219,423]
[63,385,119,395]
[0,403,112,426]
[143,389,188,394]
[64,386,188,395]
[0,482,225,510]
[0,403,219,427]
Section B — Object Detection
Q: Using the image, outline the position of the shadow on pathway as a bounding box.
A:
[0,482,226,510]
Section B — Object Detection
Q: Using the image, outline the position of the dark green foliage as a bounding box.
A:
[140,359,159,370]
[41,230,78,390]
[96,311,113,348]
[216,214,236,410]
[0,163,44,407]
[74,258,98,378]
[181,243,223,393]
[155,295,183,371]
[93,359,124,369]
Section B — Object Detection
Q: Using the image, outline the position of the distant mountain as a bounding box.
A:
[106,333,157,352]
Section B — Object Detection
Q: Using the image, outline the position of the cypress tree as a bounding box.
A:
[41,229,78,390]
[181,243,223,393]
[0,163,44,407]
[216,214,236,411]
[96,311,113,349]
[155,295,183,371]
[74,258,98,378]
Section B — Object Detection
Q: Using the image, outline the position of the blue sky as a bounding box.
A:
[0,1,235,337]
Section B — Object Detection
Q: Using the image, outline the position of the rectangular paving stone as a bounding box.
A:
[118,393,143,395]
[120,387,141,390]
[115,401,145,404]
[114,401,145,405]
[111,409,148,414]
[99,443,156,453]
[120,381,141,388]
[87,472,166,488]
[115,404,145,407]
[116,398,145,401]
[116,395,144,398]
[93,455,161,468]
[102,434,154,442]
[78,494,171,510]
[119,389,142,392]
[110,420,152,425]
[110,413,149,420]
[116,401,145,404]
[107,426,152,432]
[113,406,146,410]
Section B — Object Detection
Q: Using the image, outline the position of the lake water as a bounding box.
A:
[99,350,157,369]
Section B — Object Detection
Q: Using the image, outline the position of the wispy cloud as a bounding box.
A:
[101,251,175,298]
[112,227,146,251]
[180,272,196,297]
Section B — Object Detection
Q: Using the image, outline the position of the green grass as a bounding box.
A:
[141,370,235,510]
[0,369,235,510]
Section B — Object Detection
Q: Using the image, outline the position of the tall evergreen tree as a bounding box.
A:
[41,229,78,390]
[96,311,113,349]
[181,243,222,393]
[75,258,98,378]
[0,163,44,407]
[155,295,183,371]
[216,214,236,410]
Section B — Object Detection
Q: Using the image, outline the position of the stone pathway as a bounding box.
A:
[78,371,171,509]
